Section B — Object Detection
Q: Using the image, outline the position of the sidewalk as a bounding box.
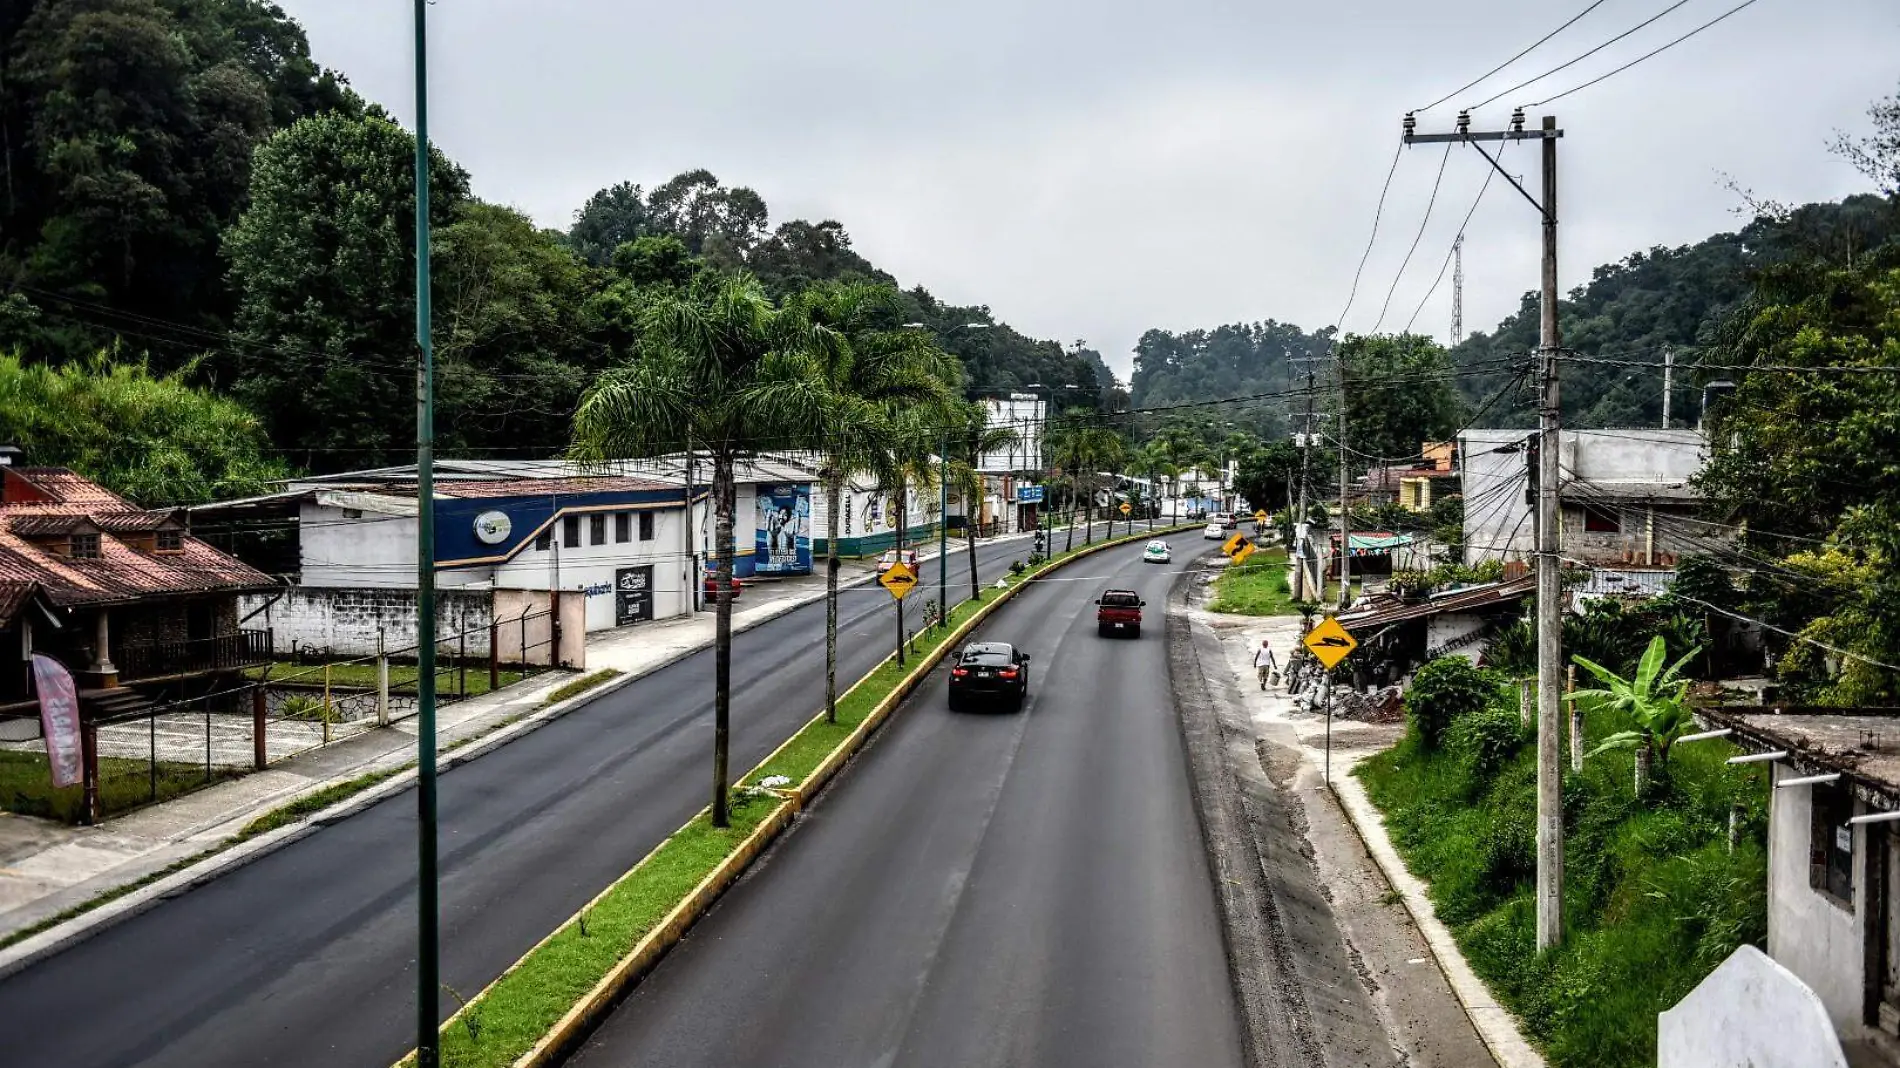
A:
[1184,582,1543,1068]
[0,533,1033,944]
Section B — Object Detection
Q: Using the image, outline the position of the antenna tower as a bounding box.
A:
[1450,233,1465,347]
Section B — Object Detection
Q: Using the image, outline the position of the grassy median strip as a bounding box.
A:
[413,528,1183,1068]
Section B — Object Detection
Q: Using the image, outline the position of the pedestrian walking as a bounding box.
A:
[1253,638,1278,691]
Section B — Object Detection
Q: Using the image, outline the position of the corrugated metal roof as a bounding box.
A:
[0,468,274,607]
[1338,575,1537,630]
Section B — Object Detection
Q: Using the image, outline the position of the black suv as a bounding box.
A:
[948,642,1031,711]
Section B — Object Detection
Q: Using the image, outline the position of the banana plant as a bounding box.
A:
[1573,635,1703,794]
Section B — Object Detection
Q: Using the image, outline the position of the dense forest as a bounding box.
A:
[0,0,1114,487]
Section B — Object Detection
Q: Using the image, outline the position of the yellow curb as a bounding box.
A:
[393,524,1194,1068]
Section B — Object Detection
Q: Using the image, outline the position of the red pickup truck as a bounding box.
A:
[1095,589,1145,638]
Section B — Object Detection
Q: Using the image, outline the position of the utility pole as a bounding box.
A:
[1661,348,1673,428]
[1293,355,1319,601]
[938,435,949,627]
[411,1,440,1062]
[1337,349,1351,611]
[1404,108,1565,952]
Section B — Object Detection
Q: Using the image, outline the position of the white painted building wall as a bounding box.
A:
[1769,781,1869,1041]
[978,395,1044,474]
[493,502,703,633]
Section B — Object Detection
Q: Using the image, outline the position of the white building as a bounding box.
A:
[1459,428,1712,575]
[977,394,1044,475]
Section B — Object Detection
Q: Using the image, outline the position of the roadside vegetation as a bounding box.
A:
[248,661,527,699]
[0,750,239,823]
[1358,645,1769,1067]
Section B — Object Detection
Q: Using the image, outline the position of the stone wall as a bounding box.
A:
[242,587,492,659]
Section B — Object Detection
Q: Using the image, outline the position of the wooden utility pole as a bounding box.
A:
[1404,108,1565,951]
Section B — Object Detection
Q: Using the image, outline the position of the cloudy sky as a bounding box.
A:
[276,1,1899,380]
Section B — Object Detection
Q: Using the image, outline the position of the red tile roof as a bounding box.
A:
[0,468,275,608]
[0,581,39,628]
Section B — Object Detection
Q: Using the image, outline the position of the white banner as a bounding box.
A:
[31,654,82,789]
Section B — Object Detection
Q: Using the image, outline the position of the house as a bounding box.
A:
[1459,428,1714,587]
[1700,706,1900,1066]
[0,458,273,724]
[1336,574,1537,685]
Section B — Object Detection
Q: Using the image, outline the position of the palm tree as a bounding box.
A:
[876,406,948,665]
[573,273,835,827]
[1049,413,1125,549]
[950,402,1019,603]
[794,283,956,723]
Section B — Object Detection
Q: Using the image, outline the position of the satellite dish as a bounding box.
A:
[473,510,512,546]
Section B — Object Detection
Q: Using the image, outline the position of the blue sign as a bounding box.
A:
[754,483,813,575]
[1016,485,1045,504]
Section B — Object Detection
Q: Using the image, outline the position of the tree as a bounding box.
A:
[795,281,956,722]
[1234,439,1300,515]
[951,402,1019,601]
[1575,636,1701,794]
[572,273,834,827]
[568,181,648,267]
[222,110,469,469]
[1335,333,1465,466]
[644,169,769,262]
[1833,81,1900,197]
[0,352,288,505]
[1047,412,1124,548]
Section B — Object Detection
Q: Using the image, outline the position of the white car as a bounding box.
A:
[1143,540,1172,564]
[877,548,919,574]
[1203,522,1225,540]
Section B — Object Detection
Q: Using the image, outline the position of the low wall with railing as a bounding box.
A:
[243,587,493,659]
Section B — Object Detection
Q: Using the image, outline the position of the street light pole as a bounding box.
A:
[938,433,948,628]
[410,1,439,1063]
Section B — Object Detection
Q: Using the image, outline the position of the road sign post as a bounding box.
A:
[881,561,917,667]
[1303,615,1357,671]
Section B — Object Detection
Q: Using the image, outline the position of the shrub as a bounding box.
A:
[1450,707,1526,781]
[1405,656,1502,747]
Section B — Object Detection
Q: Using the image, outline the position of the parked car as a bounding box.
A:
[1203,521,1225,540]
[1218,512,1239,529]
[702,572,743,602]
[1143,540,1172,564]
[948,642,1030,711]
[877,548,920,574]
[1095,588,1145,638]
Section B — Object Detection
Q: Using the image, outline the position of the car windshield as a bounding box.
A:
[962,651,1013,667]
[1100,592,1140,607]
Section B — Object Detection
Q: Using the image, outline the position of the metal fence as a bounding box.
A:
[1,609,559,824]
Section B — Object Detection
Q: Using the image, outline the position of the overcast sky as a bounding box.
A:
[276,1,1899,380]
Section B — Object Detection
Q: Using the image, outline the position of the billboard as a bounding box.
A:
[754,483,813,575]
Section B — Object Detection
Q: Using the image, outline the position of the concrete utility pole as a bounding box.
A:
[1661,348,1674,428]
[1337,351,1351,610]
[1404,108,1565,951]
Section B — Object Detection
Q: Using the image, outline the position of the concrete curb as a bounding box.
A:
[397,525,1194,1068]
[1331,767,1548,1068]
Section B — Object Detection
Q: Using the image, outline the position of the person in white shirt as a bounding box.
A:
[1253,638,1278,690]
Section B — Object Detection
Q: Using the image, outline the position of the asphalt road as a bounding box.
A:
[569,539,1244,1068]
[0,530,1147,1068]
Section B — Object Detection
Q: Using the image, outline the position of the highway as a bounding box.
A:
[569,538,1244,1068]
[0,531,1132,1068]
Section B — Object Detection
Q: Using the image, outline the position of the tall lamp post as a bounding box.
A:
[410,2,439,1063]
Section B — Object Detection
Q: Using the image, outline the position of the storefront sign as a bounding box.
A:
[615,566,655,626]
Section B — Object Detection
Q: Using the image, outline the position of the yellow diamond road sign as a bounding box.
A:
[1254,509,1268,525]
[1231,541,1256,567]
[1120,501,1132,516]
[879,561,918,600]
[1221,532,1247,557]
[1303,615,1358,670]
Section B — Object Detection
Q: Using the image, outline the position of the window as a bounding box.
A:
[70,533,100,560]
[156,529,184,553]
[639,512,655,541]
[1811,779,1856,906]
[590,514,607,546]
[615,513,631,543]
[535,529,552,552]
[1582,505,1621,533]
[563,515,581,549]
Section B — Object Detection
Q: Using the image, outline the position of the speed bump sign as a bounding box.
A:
[1222,532,1248,557]
[1120,501,1132,516]
[1303,615,1357,670]
[1254,509,1268,525]
[879,561,918,600]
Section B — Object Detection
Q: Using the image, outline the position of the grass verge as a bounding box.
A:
[414,526,1181,1068]
[249,661,527,698]
[233,766,411,843]
[0,750,241,822]
[1205,548,1296,615]
[1356,688,1769,1067]
[540,669,622,708]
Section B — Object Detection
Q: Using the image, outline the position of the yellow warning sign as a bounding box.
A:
[879,561,918,600]
[1119,501,1133,516]
[1222,532,1247,557]
[1254,509,1268,525]
[1302,615,1357,671]
[1231,541,1257,567]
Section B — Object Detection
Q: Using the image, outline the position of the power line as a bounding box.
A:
[1335,143,1408,334]
[1471,0,1692,111]
[1556,351,1900,374]
[1530,0,1766,107]
[1414,0,1612,113]
[1372,142,1455,334]
[1405,142,1512,337]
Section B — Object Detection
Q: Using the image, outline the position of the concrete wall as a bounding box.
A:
[493,503,697,631]
[1560,502,1704,566]
[1658,944,1848,1068]
[1770,780,1869,1042]
[1425,613,1488,662]
[241,587,492,658]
